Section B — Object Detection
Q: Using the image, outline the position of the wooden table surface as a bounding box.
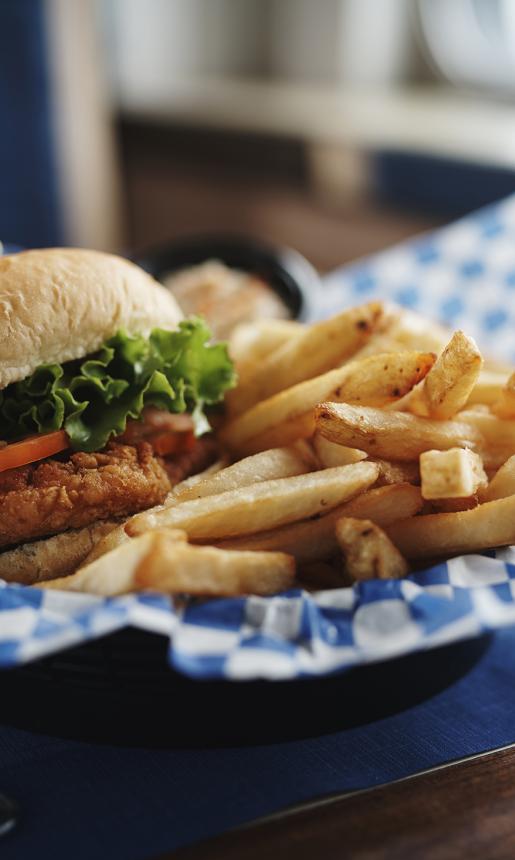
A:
[165,745,515,860]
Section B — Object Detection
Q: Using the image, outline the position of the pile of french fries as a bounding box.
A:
[40,301,515,598]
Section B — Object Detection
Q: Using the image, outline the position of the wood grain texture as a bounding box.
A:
[166,745,515,860]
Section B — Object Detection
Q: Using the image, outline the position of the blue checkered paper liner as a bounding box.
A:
[3,196,515,680]
[320,194,515,361]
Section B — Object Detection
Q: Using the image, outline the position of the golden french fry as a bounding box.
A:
[170,458,229,498]
[229,318,304,364]
[80,522,131,567]
[492,371,515,418]
[226,302,384,415]
[0,521,120,585]
[127,462,380,541]
[479,455,515,502]
[135,532,295,596]
[416,331,483,419]
[387,494,515,560]
[371,458,420,486]
[457,409,515,468]
[221,351,435,456]
[313,432,367,468]
[335,517,409,580]
[353,306,450,360]
[173,446,311,503]
[467,370,510,406]
[39,530,188,595]
[229,319,304,386]
[315,403,483,462]
[214,483,423,562]
[420,448,487,500]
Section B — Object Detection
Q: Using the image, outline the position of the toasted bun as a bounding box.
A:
[0,248,183,389]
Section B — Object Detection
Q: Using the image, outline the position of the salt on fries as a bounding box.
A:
[31,300,515,597]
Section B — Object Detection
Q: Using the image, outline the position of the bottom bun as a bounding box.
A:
[0,521,121,586]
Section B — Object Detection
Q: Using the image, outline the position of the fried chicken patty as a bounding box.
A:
[0,442,171,549]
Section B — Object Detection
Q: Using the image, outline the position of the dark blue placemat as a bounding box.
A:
[2,628,515,859]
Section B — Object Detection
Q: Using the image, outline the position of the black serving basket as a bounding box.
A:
[133,234,320,321]
[0,628,490,749]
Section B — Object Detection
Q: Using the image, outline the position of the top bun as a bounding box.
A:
[0,248,183,389]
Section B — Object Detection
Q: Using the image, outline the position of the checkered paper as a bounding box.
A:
[3,196,515,680]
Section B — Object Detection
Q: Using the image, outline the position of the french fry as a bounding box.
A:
[492,371,515,418]
[353,306,450,360]
[386,495,515,560]
[467,370,510,407]
[214,483,423,562]
[414,331,483,419]
[41,531,294,597]
[229,319,304,383]
[136,532,295,596]
[372,458,420,486]
[80,522,131,567]
[479,455,515,502]
[40,530,188,595]
[226,302,384,415]
[335,518,409,580]
[313,433,367,468]
[126,462,380,541]
[229,318,304,364]
[170,457,229,498]
[315,403,483,462]
[457,409,515,468]
[221,351,435,456]
[173,446,312,502]
[420,448,487,500]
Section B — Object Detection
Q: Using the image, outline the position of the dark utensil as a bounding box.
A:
[133,234,320,321]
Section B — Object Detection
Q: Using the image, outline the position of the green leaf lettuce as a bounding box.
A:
[0,318,236,452]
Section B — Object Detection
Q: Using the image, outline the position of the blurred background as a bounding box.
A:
[2,0,515,270]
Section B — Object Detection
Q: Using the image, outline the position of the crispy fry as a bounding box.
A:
[479,455,515,502]
[492,371,515,418]
[387,494,515,560]
[371,458,420,486]
[457,409,515,468]
[135,532,295,596]
[173,446,311,502]
[126,462,380,541]
[41,530,294,597]
[335,518,409,580]
[214,483,423,562]
[415,331,483,419]
[313,433,367,468]
[40,530,188,595]
[353,306,450,360]
[226,302,384,415]
[467,370,510,406]
[221,351,435,456]
[229,319,304,384]
[420,448,487,500]
[170,458,229,498]
[80,521,131,566]
[229,318,304,364]
[386,496,515,561]
[315,403,483,462]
